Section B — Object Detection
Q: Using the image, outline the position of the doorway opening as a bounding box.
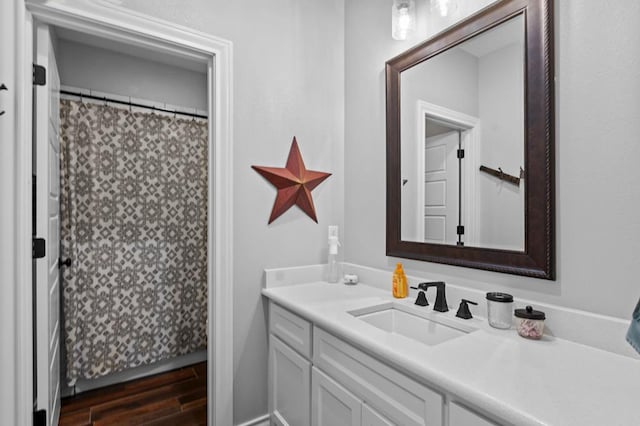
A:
[24,1,233,425]
[35,22,209,425]
[414,100,480,246]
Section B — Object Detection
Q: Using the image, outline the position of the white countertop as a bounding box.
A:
[262,281,640,426]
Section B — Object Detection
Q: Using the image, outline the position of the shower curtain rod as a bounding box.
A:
[60,90,208,119]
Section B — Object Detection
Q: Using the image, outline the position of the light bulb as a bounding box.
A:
[392,0,416,41]
[431,0,457,17]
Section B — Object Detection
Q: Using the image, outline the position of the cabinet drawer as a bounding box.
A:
[270,302,313,359]
[314,328,443,426]
[449,402,498,426]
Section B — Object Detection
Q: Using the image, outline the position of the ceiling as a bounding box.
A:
[54,27,208,73]
[457,14,524,58]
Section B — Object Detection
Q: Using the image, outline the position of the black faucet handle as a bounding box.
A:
[413,290,429,306]
[416,281,445,290]
[456,299,478,319]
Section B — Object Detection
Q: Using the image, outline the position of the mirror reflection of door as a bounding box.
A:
[402,102,479,246]
[424,122,459,245]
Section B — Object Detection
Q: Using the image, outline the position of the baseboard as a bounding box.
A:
[61,350,207,397]
[236,413,270,426]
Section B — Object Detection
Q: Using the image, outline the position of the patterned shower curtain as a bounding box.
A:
[60,99,208,384]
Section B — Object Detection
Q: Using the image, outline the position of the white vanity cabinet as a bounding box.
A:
[362,404,396,426]
[268,301,501,426]
[448,402,498,426]
[313,328,443,426]
[312,367,362,426]
[269,303,313,426]
[311,366,402,426]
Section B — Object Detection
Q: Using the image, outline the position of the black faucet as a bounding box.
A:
[416,281,449,312]
[456,299,478,319]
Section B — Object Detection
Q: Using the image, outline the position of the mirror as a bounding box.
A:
[386,0,554,279]
[401,14,525,250]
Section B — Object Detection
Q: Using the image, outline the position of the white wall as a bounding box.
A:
[477,43,525,250]
[57,39,207,110]
[1,0,21,424]
[46,0,640,422]
[116,1,345,424]
[400,49,478,241]
[346,0,640,320]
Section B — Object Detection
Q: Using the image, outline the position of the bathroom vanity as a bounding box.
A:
[267,300,486,426]
[263,266,640,426]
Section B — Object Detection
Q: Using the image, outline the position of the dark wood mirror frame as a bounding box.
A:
[386,0,555,279]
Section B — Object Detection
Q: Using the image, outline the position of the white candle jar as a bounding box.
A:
[486,292,514,329]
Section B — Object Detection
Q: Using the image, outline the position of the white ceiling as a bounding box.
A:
[425,118,458,138]
[55,27,208,73]
[457,14,524,58]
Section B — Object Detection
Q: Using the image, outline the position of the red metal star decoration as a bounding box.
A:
[252,137,331,224]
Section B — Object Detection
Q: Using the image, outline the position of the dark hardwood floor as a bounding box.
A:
[59,362,207,426]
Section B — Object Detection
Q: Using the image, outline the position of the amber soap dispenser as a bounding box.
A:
[392,262,408,298]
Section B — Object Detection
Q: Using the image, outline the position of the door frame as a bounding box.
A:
[14,1,234,425]
[1,1,34,425]
[416,100,480,245]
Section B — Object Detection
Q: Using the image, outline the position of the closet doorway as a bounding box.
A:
[25,1,233,425]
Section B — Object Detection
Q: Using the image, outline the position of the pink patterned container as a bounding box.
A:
[514,305,546,339]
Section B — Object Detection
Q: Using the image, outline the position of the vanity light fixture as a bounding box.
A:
[392,0,416,41]
[430,0,457,17]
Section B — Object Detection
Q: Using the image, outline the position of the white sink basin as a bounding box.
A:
[350,303,475,347]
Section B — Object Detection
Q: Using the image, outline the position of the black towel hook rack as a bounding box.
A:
[479,164,523,186]
[0,83,7,116]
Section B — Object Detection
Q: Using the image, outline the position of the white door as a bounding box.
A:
[34,23,61,426]
[311,367,362,426]
[424,131,459,244]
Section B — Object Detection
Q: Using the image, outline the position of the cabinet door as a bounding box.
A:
[314,329,443,426]
[312,367,362,426]
[362,403,396,426]
[449,402,498,426]
[270,335,311,426]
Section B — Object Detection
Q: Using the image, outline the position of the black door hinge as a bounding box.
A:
[32,174,37,236]
[33,64,46,86]
[34,409,46,426]
[457,225,465,236]
[457,149,465,159]
[33,238,46,259]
